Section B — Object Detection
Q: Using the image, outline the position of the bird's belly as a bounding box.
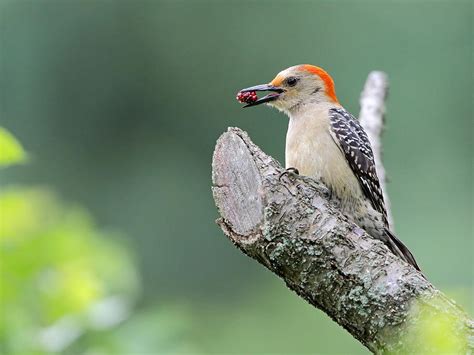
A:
[286,130,363,204]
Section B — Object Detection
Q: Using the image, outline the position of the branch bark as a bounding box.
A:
[211,73,473,353]
[212,128,472,353]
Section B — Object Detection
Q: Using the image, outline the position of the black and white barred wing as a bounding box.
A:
[328,108,388,224]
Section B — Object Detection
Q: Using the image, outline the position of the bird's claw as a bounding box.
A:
[279,167,300,182]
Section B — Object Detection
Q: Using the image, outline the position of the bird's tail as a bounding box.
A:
[384,228,424,275]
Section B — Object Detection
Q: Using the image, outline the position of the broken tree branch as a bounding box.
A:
[211,127,472,353]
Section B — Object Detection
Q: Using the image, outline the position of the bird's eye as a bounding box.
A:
[286,77,298,87]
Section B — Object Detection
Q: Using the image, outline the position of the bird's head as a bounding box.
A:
[238,64,339,113]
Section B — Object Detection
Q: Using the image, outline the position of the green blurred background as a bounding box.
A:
[0,0,472,353]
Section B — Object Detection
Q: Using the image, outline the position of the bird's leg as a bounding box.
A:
[279,167,300,181]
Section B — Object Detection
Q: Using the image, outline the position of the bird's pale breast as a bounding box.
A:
[285,106,364,206]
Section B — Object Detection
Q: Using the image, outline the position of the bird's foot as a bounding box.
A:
[279,167,300,182]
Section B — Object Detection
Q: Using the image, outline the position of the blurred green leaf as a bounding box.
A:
[0,187,139,354]
[402,296,470,353]
[0,127,27,166]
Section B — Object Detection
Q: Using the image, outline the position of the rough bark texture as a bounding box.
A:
[211,128,473,354]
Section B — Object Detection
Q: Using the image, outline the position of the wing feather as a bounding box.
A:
[328,108,388,225]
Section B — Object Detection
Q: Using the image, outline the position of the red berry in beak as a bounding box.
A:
[236,91,258,104]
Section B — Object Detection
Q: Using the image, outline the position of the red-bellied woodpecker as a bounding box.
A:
[237,64,421,272]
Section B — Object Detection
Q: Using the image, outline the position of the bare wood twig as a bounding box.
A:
[359,71,393,228]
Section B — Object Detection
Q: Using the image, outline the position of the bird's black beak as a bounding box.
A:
[239,84,284,107]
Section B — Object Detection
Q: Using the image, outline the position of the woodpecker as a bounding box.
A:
[238,64,421,272]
